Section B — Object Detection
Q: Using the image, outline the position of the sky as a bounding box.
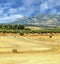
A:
[0,0,60,23]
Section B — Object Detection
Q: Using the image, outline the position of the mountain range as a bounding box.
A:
[10,14,60,27]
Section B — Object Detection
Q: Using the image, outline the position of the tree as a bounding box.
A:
[18,25,25,30]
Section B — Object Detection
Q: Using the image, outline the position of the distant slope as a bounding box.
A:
[11,14,60,27]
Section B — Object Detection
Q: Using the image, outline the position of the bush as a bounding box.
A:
[20,31,24,36]
[12,49,17,53]
[49,35,52,38]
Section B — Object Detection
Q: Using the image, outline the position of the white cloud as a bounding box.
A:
[8,8,18,14]
[0,14,23,23]
[40,2,49,11]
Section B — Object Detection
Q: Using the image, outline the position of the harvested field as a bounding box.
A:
[0,33,60,64]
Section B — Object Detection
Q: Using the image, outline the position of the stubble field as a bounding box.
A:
[0,33,60,64]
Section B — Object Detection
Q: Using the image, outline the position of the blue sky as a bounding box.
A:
[0,0,60,23]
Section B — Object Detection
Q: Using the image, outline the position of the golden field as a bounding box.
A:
[25,26,43,30]
[0,33,60,64]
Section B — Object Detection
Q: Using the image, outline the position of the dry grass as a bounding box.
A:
[0,52,60,64]
[0,33,60,64]
[25,26,43,30]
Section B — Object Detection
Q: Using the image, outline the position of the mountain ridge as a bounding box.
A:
[10,14,60,27]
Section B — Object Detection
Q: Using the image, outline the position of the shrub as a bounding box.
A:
[20,31,24,36]
[49,35,52,38]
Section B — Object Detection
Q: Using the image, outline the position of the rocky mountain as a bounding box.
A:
[11,14,60,27]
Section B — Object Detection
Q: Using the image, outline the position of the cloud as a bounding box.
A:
[8,8,18,14]
[40,2,49,11]
[22,0,41,16]
[0,14,23,23]
[0,0,60,23]
[21,0,60,15]
[0,8,4,14]
[40,0,60,14]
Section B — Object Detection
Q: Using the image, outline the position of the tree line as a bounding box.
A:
[0,24,60,34]
[0,24,25,30]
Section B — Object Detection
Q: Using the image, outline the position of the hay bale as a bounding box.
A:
[12,49,18,53]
